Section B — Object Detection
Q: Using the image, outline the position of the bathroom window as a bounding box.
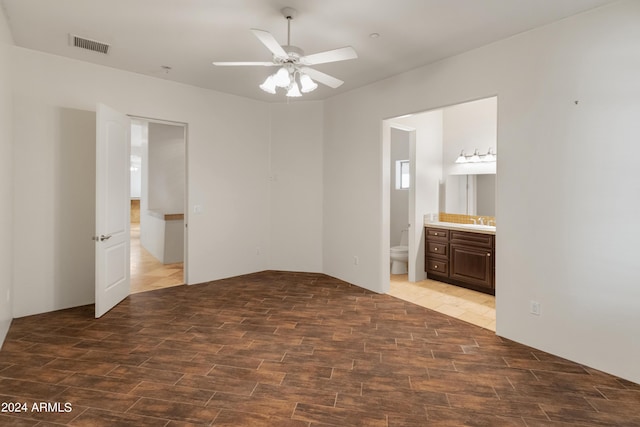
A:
[395,160,410,189]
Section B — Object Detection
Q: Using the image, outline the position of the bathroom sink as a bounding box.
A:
[464,224,496,231]
[425,221,496,234]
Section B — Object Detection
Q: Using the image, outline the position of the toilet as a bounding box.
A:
[390,229,409,274]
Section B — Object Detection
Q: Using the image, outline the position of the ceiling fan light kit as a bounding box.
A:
[212,7,357,98]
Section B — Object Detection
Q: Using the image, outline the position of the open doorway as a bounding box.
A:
[130,118,187,293]
[382,97,497,330]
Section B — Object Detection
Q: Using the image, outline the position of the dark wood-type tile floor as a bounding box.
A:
[1,271,639,426]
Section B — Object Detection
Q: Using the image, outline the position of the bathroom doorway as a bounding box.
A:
[130,118,187,293]
[382,96,498,330]
[384,111,443,284]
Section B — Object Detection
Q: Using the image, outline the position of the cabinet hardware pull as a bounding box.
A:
[434,248,438,251]
[434,232,438,236]
[487,253,491,257]
[434,265,438,269]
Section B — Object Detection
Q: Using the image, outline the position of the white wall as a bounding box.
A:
[389,128,409,247]
[443,97,497,176]
[147,122,185,215]
[409,112,443,282]
[441,98,497,214]
[323,0,640,383]
[141,122,186,264]
[130,121,146,198]
[268,102,323,273]
[11,46,272,316]
[0,5,14,344]
[13,103,97,317]
[140,213,184,264]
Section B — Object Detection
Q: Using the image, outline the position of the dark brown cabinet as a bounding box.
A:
[425,226,495,294]
[425,228,449,278]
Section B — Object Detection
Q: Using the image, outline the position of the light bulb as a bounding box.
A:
[455,150,467,164]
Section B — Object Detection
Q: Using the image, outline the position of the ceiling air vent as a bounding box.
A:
[69,34,110,54]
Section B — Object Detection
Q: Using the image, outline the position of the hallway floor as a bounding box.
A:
[389,274,496,331]
[130,223,184,294]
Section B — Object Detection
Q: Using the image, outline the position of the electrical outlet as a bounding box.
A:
[353,256,359,265]
[530,300,540,316]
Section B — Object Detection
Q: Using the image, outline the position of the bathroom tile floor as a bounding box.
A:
[389,274,496,331]
[130,223,184,294]
[2,271,638,426]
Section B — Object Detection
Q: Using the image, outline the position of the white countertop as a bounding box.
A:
[424,221,496,235]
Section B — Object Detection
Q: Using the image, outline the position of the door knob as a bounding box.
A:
[95,234,112,241]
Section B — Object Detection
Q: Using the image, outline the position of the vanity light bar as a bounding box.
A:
[455,148,496,164]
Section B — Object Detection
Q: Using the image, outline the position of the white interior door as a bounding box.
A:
[95,103,131,318]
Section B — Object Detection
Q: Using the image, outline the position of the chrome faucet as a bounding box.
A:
[471,218,477,224]
[478,217,485,225]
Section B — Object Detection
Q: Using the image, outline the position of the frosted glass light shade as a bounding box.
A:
[483,147,496,162]
[470,149,481,163]
[273,67,291,88]
[259,75,276,94]
[299,74,318,93]
[286,82,302,97]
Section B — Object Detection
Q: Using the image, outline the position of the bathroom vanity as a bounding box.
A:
[425,222,495,295]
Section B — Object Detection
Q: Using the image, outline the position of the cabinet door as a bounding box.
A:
[450,244,493,290]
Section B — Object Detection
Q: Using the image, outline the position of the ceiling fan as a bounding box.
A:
[212,7,357,97]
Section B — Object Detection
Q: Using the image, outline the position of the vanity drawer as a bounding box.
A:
[426,228,449,241]
[426,258,448,276]
[450,230,493,248]
[427,241,448,257]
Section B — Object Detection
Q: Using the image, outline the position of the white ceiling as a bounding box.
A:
[2,0,618,102]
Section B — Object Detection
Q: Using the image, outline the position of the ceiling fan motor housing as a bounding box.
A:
[281,45,304,62]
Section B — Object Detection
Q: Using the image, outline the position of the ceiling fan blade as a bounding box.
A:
[212,61,276,66]
[300,67,344,89]
[251,29,288,59]
[301,46,357,65]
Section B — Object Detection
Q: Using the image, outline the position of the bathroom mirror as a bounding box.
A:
[444,174,496,217]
